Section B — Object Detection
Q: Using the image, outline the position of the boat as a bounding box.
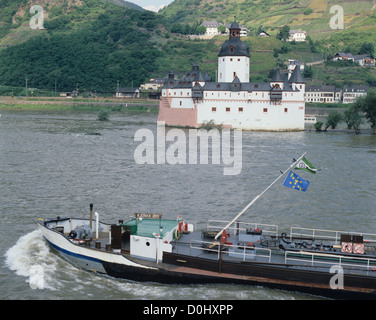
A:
[304,114,317,123]
[37,153,376,299]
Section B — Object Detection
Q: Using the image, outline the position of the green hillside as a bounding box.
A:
[0,0,375,95]
[160,0,376,40]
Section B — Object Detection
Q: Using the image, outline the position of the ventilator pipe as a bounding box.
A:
[89,203,93,229]
[95,212,99,240]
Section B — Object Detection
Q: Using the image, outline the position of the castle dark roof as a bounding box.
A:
[271,68,283,82]
[218,37,250,57]
[288,66,305,83]
[218,20,250,57]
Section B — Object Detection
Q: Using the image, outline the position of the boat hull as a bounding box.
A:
[38,221,376,299]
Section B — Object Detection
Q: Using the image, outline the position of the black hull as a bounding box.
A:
[101,252,376,300]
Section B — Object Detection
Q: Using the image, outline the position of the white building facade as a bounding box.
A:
[288,29,307,42]
[158,22,305,131]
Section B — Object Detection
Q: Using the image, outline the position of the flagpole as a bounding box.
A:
[214,152,307,240]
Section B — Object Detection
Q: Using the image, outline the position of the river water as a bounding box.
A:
[1,110,375,300]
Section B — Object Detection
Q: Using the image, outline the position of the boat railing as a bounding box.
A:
[206,219,278,237]
[290,227,376,244]
[190,239,272,263]
[285,250,376,271]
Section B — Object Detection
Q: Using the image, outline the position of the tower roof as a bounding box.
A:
[288,66,305,83]
[271,68,283,82]
[218,37,250,57]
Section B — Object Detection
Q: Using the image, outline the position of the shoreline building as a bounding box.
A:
[158,22,305,131]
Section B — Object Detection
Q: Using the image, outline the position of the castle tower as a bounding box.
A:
[288,66,305,92]
[217,21,250,83]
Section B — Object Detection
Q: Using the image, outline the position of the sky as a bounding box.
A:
[128,0,174,12]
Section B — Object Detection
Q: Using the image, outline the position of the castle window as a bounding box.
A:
[229,46,234,53]
[226,107,230,113]
[180,101,182,106]
[238,58,240,62]
[284,108,288,113]
[263,108,268,113]
[238,107,243,113]
[212,107,216,113]
[230,58,233,62]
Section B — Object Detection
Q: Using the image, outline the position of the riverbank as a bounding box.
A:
[0,96,159,112]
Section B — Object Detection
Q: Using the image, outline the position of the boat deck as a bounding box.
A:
[46,216,376,278]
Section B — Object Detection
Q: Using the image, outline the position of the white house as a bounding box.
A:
[288,29,307,42]
[305,85,342,103]
[333,52,355,61]
[354,54,375,66]
[158,21,305,131]
[342,84,369,104]
[200,21,222,36]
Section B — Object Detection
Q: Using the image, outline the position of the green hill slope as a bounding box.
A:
[0,0,375,95]
[160,0,376,40]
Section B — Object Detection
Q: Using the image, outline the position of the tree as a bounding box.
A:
[196,25,206,35]
[277,25,290,41]
[358,42,375,58]
[324,110,343,131]
[343,104,364,134]
[303,65,313,78]
[314,121,323,131]
[218,25,226,34]
[356,88,376,134]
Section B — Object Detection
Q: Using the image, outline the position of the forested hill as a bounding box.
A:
[0,0,174,93]
[0,0,376,94]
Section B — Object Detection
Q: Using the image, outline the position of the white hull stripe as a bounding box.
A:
[45,237,103,265]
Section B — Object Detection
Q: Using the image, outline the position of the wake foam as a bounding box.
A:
[4,230,60,290]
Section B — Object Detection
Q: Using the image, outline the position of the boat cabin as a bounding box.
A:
[120,217,192,262]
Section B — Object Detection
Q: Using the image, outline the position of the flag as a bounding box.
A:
[294,156,317,174]
[283,171,309,192]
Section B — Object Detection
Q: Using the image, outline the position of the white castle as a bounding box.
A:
[158,21,305,131]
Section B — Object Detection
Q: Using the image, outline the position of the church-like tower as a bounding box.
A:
[217,21,250,83]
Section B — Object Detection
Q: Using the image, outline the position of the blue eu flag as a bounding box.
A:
[283,171,309,192]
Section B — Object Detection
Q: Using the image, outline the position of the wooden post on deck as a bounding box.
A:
[89,203,93,229]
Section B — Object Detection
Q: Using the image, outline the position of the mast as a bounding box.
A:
[214,152,307,240]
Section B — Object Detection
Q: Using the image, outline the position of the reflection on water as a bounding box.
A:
[1,110,375,300]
